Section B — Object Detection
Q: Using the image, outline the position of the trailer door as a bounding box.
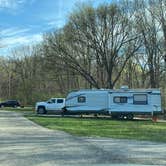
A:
[150,93,162,113]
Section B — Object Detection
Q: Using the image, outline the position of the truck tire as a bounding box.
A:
[37,106,46,114]
[126,114,134,120]
[1,105,4,108]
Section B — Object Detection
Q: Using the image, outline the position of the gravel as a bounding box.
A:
[0,110,165,166]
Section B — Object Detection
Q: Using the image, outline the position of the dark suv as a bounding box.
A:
[0,100,21,108]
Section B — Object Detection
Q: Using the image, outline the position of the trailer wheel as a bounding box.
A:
[118,114,124,120]
[126,114,134,120]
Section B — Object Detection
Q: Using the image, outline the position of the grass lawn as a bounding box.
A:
[27,115,166,142]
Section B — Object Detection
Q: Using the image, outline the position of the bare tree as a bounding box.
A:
[133,0,163,88]
[44,4,140,89]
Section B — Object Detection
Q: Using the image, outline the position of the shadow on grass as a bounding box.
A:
[28,113,152,122]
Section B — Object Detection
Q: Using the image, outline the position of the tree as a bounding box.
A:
[131,0,163,88]
[44,4,140,89]
[10,45,46,104]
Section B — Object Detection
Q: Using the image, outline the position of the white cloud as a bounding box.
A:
[0,33,43,55]
[0,0,35,10]
[0,0,26,9]
[2,33,42,46]
[1,27,30,37]
[47,19,66,29]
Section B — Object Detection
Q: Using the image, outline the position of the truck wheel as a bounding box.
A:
[1,105,4,108]
[127,114,134,120]
[37,107,46,114]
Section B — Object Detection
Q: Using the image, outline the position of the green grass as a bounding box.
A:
[27,115,166,142]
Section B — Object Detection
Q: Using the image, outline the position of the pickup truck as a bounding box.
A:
[35,98,65,114]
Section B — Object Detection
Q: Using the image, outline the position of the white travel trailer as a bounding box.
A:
[64,87,162,119]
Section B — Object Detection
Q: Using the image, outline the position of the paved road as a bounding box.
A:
[0,110,166,166]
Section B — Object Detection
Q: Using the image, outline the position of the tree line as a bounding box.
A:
[0,0,166,108]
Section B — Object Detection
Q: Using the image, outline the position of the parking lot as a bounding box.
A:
[0,110,166,166]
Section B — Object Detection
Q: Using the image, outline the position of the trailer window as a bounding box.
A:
[133,94,147,105]
[114,97,127,103]
[78,96,86,103]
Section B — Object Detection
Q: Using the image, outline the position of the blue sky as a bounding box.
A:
[0,0,112,56]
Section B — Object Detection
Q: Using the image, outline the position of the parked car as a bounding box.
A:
[0,100,21,108]
[35,98,65,114]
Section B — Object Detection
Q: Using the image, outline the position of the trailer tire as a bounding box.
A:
[126,114,134,120]
[118,114,124,120]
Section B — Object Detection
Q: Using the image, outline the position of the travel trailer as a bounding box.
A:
[64,86,162,119]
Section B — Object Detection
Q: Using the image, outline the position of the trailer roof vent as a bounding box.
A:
[120,85,129,90]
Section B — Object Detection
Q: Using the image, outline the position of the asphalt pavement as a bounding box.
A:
[0,110,165,166]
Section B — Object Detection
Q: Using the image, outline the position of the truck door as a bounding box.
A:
[56,99,65,111]
[46,98,57,111]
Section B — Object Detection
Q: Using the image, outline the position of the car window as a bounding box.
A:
[7,100,16,103]
[57,99,64,103]
[7,101,13,103]
[51,99,56,103]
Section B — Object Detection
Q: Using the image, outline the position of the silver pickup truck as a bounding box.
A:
[35,98,65,114]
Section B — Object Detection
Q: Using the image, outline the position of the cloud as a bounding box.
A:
[1,27,30,37]
[0,26,42,46]
[0,33,43,55]
[47,19,66,29]
[0,0,35,11]
[0,0,26,9]
[3,33,42,45]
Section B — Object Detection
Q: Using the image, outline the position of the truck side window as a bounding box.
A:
[57,99,64,103]
[51,99,56,103]
[114,97,127,103]
[133,94,147,105]
[78,96,86,103]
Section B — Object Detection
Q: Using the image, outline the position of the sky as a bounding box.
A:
[0,0,112,56]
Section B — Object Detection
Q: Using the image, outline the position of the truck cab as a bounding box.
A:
[35,98,65,114]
